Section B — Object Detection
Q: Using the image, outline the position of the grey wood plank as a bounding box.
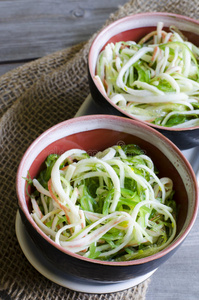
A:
[0,0,127,62]
[147,147,199,300]
[147,215,199,300]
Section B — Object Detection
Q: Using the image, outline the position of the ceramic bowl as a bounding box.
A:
[88,12,199,150]
[16,115,198,282]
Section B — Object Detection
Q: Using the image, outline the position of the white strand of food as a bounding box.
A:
[174,74,199,89]
[154,48,165,76]
[116,147,127,159]
[84,210,103,222]
[176,79,194,93]
[155,206,176,225]
[134,222,153,243]
[163,32,173,43]
[183,47,191,77]
[98,221,135,257]
[123,67,130,85]
[138,155,154,171]
[32,212,56,237]
[60,176,71,202]
[171,118,199,128]
[169,46,179,68]
[73,157,121,212]
[55,223,78,245]
[62,211,130,243]
[96,147,116,161]
[31,198,43,219]
[172,31,185,43]
[73,164,93,176]
[33,179,51,197]
[64,164,76,181]
[40,194,49,215]
[160,46,170,73]
[151,46,160,65]
[160,177,173,192]
[132,80,165,95]
[123,107,159,121]
[161,109,199,126]
[60,214,127,252]
[114,41,123,56]
[115,56,122,72]
[158,73,180,93]
[95,244,112,253]
[121,48,137,56]
[116,47,155,96]
[108,159,126,188]
[104,43,114,63]
[74,171,109,182]
[153,177,173,200]
[157,22,164,43]
[165,66,182,75]
[49,198,55,212]
[106,77,114,96]
[51,149,86,223]
[94,75,107,95]
[79,209,86,229]
[131,99,193,112]
[70,187,79,204]
[141,54,153,63]
[136,164,166,202]
[111,92,188,103]
[123,164,154,201]
[40,209,61,223]
[51,215,59,231]
[131,200,173,224]
[111,94,127,106]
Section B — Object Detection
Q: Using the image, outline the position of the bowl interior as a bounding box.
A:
[89,13,199,136]
[89,13,199,75]
[18,117,196,248]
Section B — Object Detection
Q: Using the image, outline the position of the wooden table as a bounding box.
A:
[1,1,199,299]
[0,0,127,76]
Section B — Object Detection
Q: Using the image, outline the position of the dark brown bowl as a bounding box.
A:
[88,13,199,150]
[16,115,198,282]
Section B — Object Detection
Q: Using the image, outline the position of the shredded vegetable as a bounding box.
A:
[95,22,199,128]
[27,145,177,261]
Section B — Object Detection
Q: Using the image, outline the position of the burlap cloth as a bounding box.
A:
[0,0,198,299]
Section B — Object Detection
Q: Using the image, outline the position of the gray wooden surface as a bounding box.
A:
[0,0,127,76]
[1,1,199,299]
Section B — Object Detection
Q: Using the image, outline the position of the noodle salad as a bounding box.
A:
[95,22,199,128]
[26,144,177,261]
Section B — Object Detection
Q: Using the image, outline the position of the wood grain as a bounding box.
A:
[0,0,126,62]
[0,0,127,75]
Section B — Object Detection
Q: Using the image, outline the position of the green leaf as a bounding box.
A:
[102,189,114,215]
[166,114,186,127]
[88,243,101,259]
[120,144,145,157]
[37,154,60,189]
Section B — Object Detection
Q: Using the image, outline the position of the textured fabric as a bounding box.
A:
[0,0,198,299]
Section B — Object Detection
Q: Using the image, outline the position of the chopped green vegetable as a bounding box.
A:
[95,22,199,128]
[28,145,177,261]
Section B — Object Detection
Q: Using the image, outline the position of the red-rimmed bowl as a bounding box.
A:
[88,12,199,150]
[16,115,198,282]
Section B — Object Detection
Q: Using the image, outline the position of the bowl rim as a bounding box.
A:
[88,12,199,132]
[16,114,199,266]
